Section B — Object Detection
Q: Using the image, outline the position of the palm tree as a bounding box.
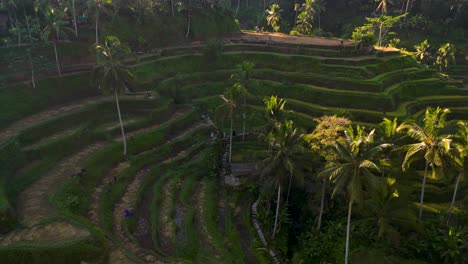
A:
[72,0,78,37]
[186,0,193,38]
[217,83,247,163]
[312,0,326,31]
[397,107,453,223]
[263,96,288,131]
[232,61,255,141]
[93,36,134,156]
[88,0,104,44]
[360,177,417,244]
[43,7,72,77]
[378,117,400,177]
[446,121,467,225]
[259,120,304,238]
[266,3,282,32]
[319,126,384,264]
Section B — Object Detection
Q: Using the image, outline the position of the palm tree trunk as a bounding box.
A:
[286,171,293,205]
[53,42,61,76]
[171,0,174,16]
[242,112,246,141]
[418,161,429,223]
[23,8,32,41]
[29,52,36,88]
[185,0,192,38]
[272,184,281,239]
[404,0,410,22]
[294,11,297,28]
[95,7,99,44]
[115,90,127,156]
[446,171,463,226]
[378,23,383,47]
[72,0,78,37]
[318,14,321,31]
[235,0,241,17]
[345,200,353,264]
[229,111,233,163]
[317,177,326,230]
[262,0,266,19]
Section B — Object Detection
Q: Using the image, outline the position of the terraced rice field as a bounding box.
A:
[0,33,466,263]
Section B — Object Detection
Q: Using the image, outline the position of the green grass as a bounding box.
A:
[0,73,98,130]
[0,237,104,264]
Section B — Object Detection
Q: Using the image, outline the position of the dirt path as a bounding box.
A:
[17,142,105,227]
[0,222,89,246]
[0,94,147,143]
[230,32,354,47]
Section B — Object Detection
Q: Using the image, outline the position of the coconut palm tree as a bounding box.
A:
[231,61,255,140]
[266,3,282,32]
[397,107,453,223]
[217,83,247,163]
[360,177,417,244]
[446,121,467,225]
[312,0,326,30]
[93,35,134,156]
[319,126,384,264]
[88,0,105,44]
[259,120,304,238]
[378,117,400,177]
[263,95,288,131]
[43,7,72,77]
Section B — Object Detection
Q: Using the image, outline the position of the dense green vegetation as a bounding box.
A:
[0,0,466,263]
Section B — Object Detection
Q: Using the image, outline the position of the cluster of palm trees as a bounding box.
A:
[238,95,467,264]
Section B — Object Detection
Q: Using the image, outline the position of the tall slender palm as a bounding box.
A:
[43,7,72,77]
[319,126,384,264]
[266,3,282,32]
[88,0,104,44]
[186,0,192,38]
[93,36,134,156]
[397,107,453,223]
[232,61,255,141]
[378,117,400,177]
[71,0,78,37]
[312,0,326,30]
[446,121,467,225]
[217,83,247,163]
[259,120,304,238]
